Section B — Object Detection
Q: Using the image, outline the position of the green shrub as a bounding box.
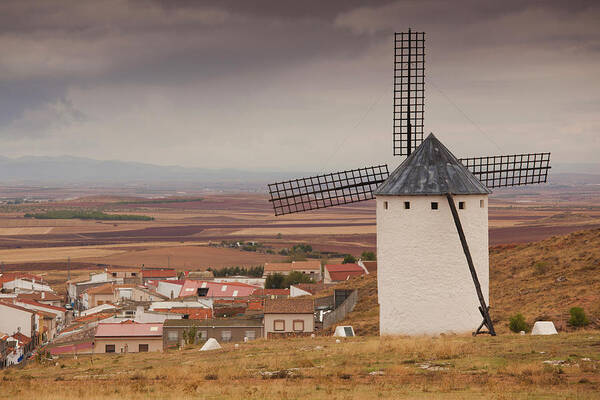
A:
[361,251,376,261]
[342,254,357,264]
[509,313,529,333]
[265,273,285,289]
[568,307,589,327]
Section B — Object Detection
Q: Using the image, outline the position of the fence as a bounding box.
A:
[322,290,358,330]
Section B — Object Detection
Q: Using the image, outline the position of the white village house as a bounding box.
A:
[375,134,491,335]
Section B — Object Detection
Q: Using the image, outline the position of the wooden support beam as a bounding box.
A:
[446,193,496,336]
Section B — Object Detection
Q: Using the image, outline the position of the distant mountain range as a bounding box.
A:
[0,155,596,187]
[0,155,310,187]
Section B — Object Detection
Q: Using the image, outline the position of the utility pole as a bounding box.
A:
[67,257,71,281]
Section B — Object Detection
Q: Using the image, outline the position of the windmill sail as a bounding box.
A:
[459,153,551,189]
[393,30,425,156]
[268,165,389,216]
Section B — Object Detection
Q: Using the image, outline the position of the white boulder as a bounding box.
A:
[200,338,222,351]
[333,326,355,337]
[531,321,558,335]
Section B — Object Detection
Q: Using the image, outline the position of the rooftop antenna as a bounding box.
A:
[267,30,551,336]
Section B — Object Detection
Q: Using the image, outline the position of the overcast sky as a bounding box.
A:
[1,0,598,173]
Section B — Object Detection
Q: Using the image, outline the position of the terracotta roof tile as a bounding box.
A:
[17,292,62,302]
[85,283,115,295]
[12,332,31,345]
[264,298,314,314]
[292,282,331,295]
[264,260,320,272]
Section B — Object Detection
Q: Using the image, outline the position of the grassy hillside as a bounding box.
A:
[329,228,600,334]
[2,333,600,399]
[490,228,600,331]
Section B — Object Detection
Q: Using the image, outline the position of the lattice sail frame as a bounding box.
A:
[393,30,425,156]
[459,152,551,189]
[268,165,389,216]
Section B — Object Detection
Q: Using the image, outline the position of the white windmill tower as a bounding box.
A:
[266,30,551,336]
[375,133,491,335]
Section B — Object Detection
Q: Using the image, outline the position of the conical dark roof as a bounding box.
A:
[375,133,491,196]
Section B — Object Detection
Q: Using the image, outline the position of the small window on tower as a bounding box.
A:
[459,201,465,210]
[404,201,410,209]
[480,199,485,208]
[384,201,388,210]
[431,202,438,210]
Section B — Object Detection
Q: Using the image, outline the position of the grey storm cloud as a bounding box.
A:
[0,0,598,171]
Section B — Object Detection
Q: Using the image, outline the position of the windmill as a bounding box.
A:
[267,30,551,336]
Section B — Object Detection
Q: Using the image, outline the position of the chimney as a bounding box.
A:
[42,292,46,299]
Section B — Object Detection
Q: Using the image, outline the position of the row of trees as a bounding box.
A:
[207,266,264,278]
[24,210,154,221]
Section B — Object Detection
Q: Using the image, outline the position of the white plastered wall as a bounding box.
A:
[377,194,489,335]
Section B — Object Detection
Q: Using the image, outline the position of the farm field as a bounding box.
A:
[0,179,598,271]
[2,332,599,399]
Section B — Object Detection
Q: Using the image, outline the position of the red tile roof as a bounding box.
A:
[85,283,115,295]
[95,322,163,337]
[325,264,365,282]
[361,261,377,273]
[167,308,213,319]
[264,298,314,314]
[73,312,116,323]
[264,260,320,273]
[247,301,263,311]
[11,332,31,345]
[17,292,62,302]
[292,282,330,295]
[0,272,44,284]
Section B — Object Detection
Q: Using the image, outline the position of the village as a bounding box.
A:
[0,259,373,365]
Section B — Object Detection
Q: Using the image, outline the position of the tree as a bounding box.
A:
[265,273,285,289]
[361,251,376,261]
[342,254,357,264]
[184,326,198,345]
[284,271,313,287]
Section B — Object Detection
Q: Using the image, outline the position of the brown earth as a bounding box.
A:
[0,184,598,267]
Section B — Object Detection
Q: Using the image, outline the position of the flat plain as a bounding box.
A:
[0,180,599,273]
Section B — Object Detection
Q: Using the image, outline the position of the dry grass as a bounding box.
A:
[2,333,599,399]
[490,228,600,331]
